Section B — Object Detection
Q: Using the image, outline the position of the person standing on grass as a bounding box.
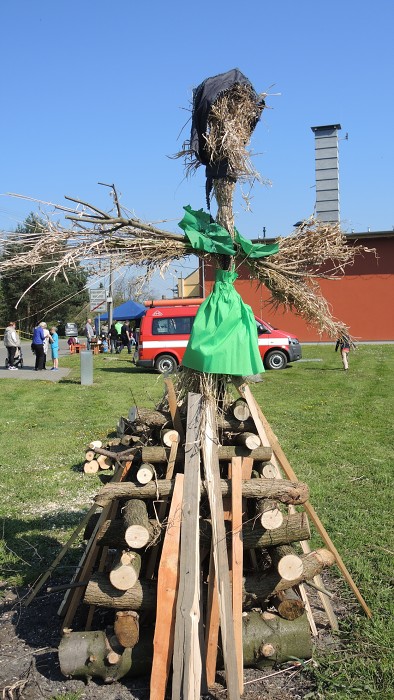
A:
[42,322,52,370]
[50,326,59,370]
[335,334,351,371]
[32,322,46,370]
[84,318,94,350]
[3,321,20,370]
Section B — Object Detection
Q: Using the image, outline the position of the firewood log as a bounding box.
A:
[256,499,284,530]
[85,450,96,462]
[109,551,142,591]
[243,548,335,607]
[234,432,261,450]
[94,478,309,508]
[95,518,161,549]
[140,445,271,464]
[128,407,170,427]
[272,589,305,620]
[84,574,157,610]
[123,499,159,549]
[257,461,281,479]
[59,610,311,682]
[160,428,179,447]
[89,440,103,450]
[230,398,251,422]
[59,628,152,681]
[268,544,304,581]
[114,610,139,648]
[84,549,334,611]
[241,611,312,667]
[136,463,155,485]
[83,459,99,474]
[97,454,113,470]
[93,512,307,550]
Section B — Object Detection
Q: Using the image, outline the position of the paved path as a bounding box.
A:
[0,339,72,382]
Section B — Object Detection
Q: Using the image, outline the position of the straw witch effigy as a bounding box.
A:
[1,70,371,348]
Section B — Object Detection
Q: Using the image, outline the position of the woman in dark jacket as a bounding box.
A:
[108,324,118,354]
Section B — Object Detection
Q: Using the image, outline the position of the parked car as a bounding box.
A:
[136,299,302,373]
[64,322,79,337]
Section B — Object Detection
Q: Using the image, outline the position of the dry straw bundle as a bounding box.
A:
[0,192,373,338]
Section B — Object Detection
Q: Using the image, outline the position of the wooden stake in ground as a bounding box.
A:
[171,394,203,700]
[231,456,243,695]
[202,397,240,700]
[150,474,184,700]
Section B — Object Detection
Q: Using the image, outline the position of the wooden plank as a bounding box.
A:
[171,393,202,700]
[231,457,243,695]
[204,546,220,687]
[150,474,184,700]
[236,384,371,619]
[201,398,240,700]
[241,457,258,569]
[164,377,185,444]
[145,435,180,580]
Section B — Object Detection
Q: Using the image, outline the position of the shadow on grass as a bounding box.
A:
[0,511,89,590]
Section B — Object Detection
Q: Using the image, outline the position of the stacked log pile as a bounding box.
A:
[56,385,339,697]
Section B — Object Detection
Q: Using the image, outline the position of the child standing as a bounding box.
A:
[335,335,351,370]
[50,326,59,370]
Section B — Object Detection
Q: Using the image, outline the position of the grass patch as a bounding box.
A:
[0,345,393,698]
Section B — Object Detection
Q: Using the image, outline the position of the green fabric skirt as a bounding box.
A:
[182,269,264,375]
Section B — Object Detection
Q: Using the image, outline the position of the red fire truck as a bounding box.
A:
[136,298,302,373]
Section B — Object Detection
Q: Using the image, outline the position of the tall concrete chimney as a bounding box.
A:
[311,124,341,223]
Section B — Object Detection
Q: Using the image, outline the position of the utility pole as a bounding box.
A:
[98,182,120,328]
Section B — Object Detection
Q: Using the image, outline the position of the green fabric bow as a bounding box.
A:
[178,205,279,259]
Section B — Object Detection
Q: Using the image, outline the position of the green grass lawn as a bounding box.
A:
[0,345,393,698]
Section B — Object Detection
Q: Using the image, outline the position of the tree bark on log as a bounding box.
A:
[140,445,271,464]
[95,478,309,508]
[84,573,157,610]
[109,551,142,591]
[59,628,152,681]
[241,611,312,667]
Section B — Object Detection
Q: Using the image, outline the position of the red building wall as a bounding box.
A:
[201,235,394,342]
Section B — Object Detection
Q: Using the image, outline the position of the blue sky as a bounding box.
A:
[1,0,393,295]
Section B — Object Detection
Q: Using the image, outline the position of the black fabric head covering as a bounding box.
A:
[189,68,265,207]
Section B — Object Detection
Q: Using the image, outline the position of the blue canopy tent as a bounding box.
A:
[96,300,146,334]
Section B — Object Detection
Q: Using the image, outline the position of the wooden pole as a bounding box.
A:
[150,474,184,700]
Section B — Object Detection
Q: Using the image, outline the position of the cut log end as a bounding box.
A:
[84,459,99,474]
[260,508,284,531]
[125,525,151,549]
